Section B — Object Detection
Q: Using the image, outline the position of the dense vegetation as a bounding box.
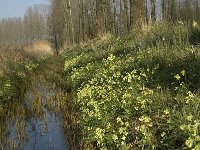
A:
[0,21,200,150]
[61,22,200,149]
[0,49,47,116]
[1,0,200,149]
[48,0,200,50]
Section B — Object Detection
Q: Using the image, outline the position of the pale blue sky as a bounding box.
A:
[0,0,49,19]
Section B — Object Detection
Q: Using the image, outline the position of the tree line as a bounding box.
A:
[48,0,200,50]
[0,4,49,48]
[0,0,200,49]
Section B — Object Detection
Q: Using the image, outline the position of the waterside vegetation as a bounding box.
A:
[0,0,200,149]
[61,22,200,149]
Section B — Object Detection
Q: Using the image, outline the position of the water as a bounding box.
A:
[22,110,68,150]
[0,85,69,150]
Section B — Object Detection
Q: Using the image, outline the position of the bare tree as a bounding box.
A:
[46,0,200,49]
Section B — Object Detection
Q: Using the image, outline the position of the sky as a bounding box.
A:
[0,0,49,19]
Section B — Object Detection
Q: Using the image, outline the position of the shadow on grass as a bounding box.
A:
[138,51,200,91]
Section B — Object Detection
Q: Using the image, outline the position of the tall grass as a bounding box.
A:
[0,47,51,111]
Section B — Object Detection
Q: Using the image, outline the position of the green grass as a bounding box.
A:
[61,22,200,149]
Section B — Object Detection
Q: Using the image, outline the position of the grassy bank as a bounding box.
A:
[0,49,68,149]
[0,48,51,117]
[62,22,200,149]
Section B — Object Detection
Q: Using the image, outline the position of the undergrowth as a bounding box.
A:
[0,49,50,118]
[62,22,200,149]
[0,21,199,150]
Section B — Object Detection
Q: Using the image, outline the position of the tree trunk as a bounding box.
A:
[151,0,156,23]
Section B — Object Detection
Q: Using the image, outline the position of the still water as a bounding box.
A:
[0,85,69,150]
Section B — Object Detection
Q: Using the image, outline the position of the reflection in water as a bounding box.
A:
[0,85,69,150]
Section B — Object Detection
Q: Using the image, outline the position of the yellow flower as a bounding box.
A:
[193,21,198,28]
[164,109,170,115]
[112,134,118,141]
[161,132,166,137]
[175,74,181,81]
[181,70,185,76]
[187,115,193,121]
